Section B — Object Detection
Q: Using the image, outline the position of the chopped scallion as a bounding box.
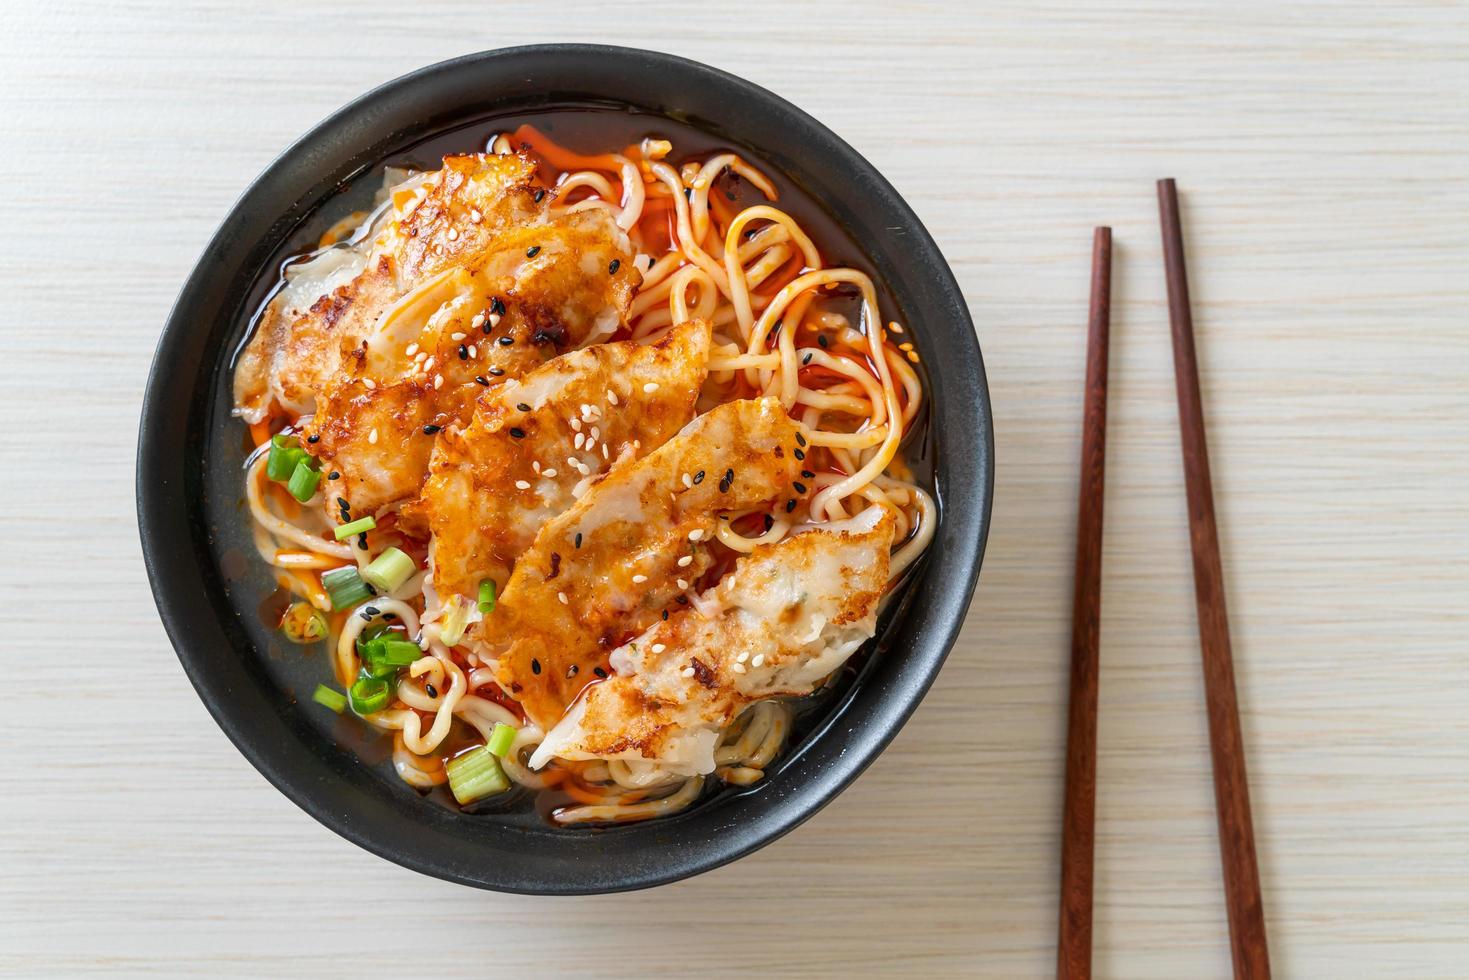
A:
[280,601,328,644]
[322,566,373,610]
[438,596,472,646]
[363,547,416,592]
[266,434,305,481]
[311,684,346,713]
[477,578,497,614]
[333,515,377,540]
[287,458,321,502]
[486,722,516,757]
[445,745,510,804]
[349,675,391,715]
[363,637,422,668]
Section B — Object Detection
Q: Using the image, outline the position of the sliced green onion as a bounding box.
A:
[333,515,377,541]
[364,547,416,592]
[311,684,346,713]
[266,434,305,481]
[486,722,516,758]
[367,638,423,668]
[438,596,472,646]
[477,578,497,614]
[445,745,510,804]
[322,566,372,610]
[349,675,391,715]
[280,601,329,644]
[287,459,321,502]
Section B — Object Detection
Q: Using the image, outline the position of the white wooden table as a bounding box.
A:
[4,2,1465,976]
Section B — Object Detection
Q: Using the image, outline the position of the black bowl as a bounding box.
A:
[138,45,993,894]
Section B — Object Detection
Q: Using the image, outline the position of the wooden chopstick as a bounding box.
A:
[1056,226,1112,980]
[1156,179,1272,979]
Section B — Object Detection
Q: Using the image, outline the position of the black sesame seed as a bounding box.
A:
[328,471,340,480]
[531,658,541,675]
[793,482,807,494]
[793,448,806,461]
[608,259,620,274]
[509,427,526,439]
[594,667,608,678]
[661,609,669,621]
[817,334,829,348]
[425,683,438,698]
[474,375,490,386]
[574,533,582,549]
[517,402,531,412]
[795,432,807,447]
[336,497,350,510]
[725,189,737,202]
[363,605,380,617]
[489,367,505,376]
[457,344,469,360]
[497,336,514,346]
[763,514,775,532]
[533,189,545,203]
[491,297,506,315]
[357,534,369,550]
[566,665,579,678]
[802,352,813,365]
[692,470,705,484]
[526,245,541,258]
[801,469,815,479]
[676,595,689,605]
[481,319,493,335]
[422,424,441,435]
[786,499,797,513]
[306,433,320,443]
[718,468,734,493]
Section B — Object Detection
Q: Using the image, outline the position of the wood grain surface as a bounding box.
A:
[2,2,1466,977]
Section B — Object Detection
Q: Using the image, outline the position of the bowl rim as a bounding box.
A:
[138,43,994,893]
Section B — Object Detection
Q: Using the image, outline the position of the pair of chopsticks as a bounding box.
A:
[1055,181,1271,979]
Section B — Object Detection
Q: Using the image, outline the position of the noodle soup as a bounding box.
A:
[216,108,934,827]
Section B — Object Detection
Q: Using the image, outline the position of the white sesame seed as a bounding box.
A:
[651,643,666,654]
[423,356,435,372]
[677,578,689,590]
[467,345,477,358]
[575,460,590,475]
[681,666,695,678]
[643,382,659,393]
[558,592,568,605]
[471,314,484,329]
[607,389,619,405]
[751,654,765,667]
[682,473,693,488]
[574,433,585,449]
[688,529,704,541]
[677,555,693,567]
[580,403,593,418]
[632,574,647,583]
[515,480,531,490]
[406,342,420,356]
[570,418,582,432]
[732,662,746,674]
[447,227,459,241]
[601,443,609,460]
[584,437,596,452]
[488,313,501,327]
[451,332,466,341]
[362,378,376,390]
[433,374,444,389]
[368,428,378,444]
[542,468,557,477]
[532,461,540,473]
[590,426,600,441]
[737,652,749,663]
[414,351,427,363]
[470,208,482,223]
